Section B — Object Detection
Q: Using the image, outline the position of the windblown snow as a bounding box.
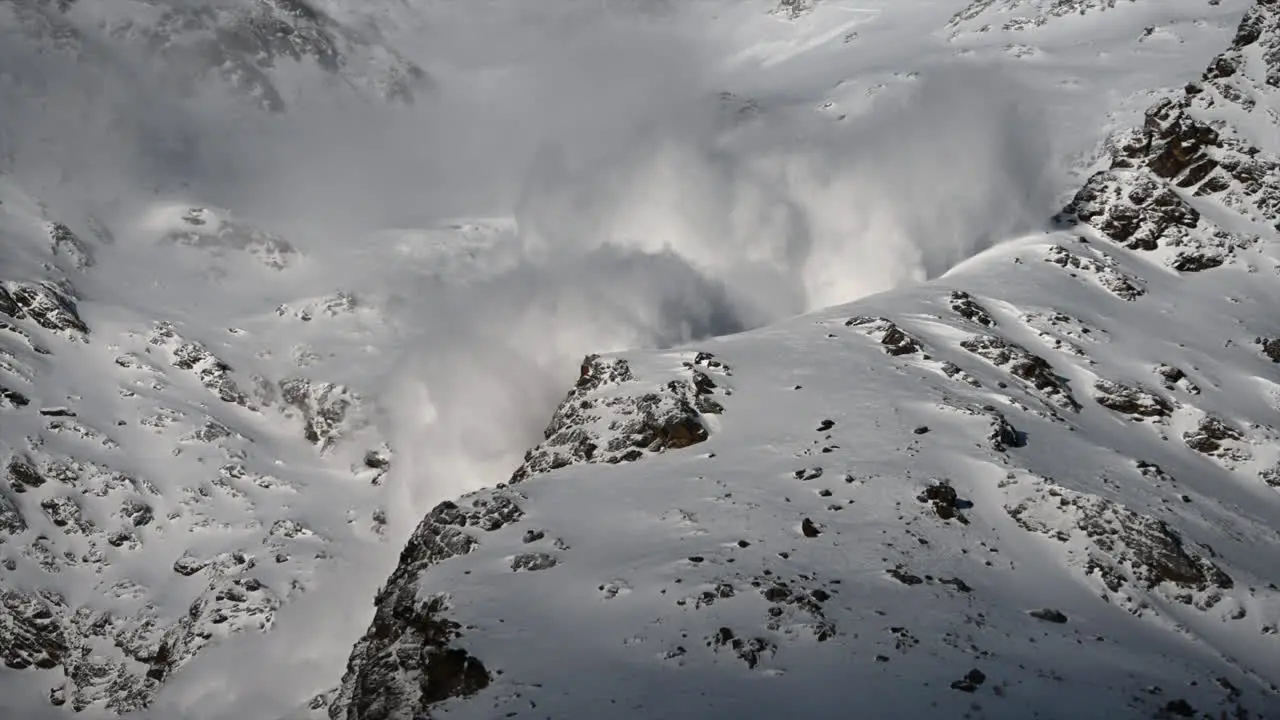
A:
[0,0,1277,719]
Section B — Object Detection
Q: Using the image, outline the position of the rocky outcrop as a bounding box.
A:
[949,0,1134,35]
[844,316,926,356]
[279,378,359,452]
[1006,480,1232,610]
[328,495,525,720]
[1043,244,1145,300]
[948,290,997,327]
[1092,379,1173,419]
[1059,0,1280,270]
[508,352,725,483]
[961,334,1080,411]
[149,322,252,407]
[4,281,88,338]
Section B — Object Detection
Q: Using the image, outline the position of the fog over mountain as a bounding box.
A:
[1,1,1277,718]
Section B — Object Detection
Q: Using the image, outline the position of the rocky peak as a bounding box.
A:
[1059,0,1280,270]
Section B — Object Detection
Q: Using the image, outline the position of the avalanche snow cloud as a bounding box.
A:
[378,67,1057,540]
[0,4,1055,533]
[0,1,1066,717]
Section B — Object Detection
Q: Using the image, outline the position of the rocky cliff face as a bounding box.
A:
[327,5,1280,718]
[1060,0,1280,271]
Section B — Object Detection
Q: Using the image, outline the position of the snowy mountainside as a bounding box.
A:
[326,4,1280,720]
[0,0,1275,718]
[0,184,400,713]
[329,232,1280,718]
[0,0,426,112]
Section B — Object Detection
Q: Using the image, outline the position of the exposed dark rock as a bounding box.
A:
[1028,608,1068,623]
[1257,337,1280,363]
[280,377,357,450]
[1155,364,1200,394]
[48,222,94,270]
[151,323,250,406]
[0,590,68,671]
[0,387,30,408]
[887,567,924,586]
[7,281,88,336]
[330,492,527,718]
[961,334,1079,411]
[0,286,17,318]
[119,500,154,528]
[1057,2,1280,270]
[0,489,26,536]
[1008,484,1232,605]
[1045,244,1148,300]
[173,555,209,577]
[510,354,719,482]
[986,411,1024,452]
[40,496,90,534]
[708,627,776,669]
[1092,379,1173,418]
[801,517,821,538]
[1182,415,1243,456]
[917,481,970,524]
[949,290,996,327]
[7,455,46,493]
[1261,464,1280,488]
[845,316,924,356]
[510,553,557,572]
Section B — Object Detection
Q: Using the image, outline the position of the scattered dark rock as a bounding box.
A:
[917,481,970,524]
[939,577,972,593]
[801,518,821,538]
[0,387,29,408]
[961,334,1079,411]
[986,411,1024,452]
[1028,608,1068,624]
[1182,415,1243,455]
[1257,337,1280,363]
[845,316,924,356]
[887,567,924,586]
[1092,379,1173,418]
[949,290,997,327]
[511,552,557,572]
[708,628,776,669]
[912,425,930,435]
[7,281,88,336]
[1008,485,1233,600]
[7,456,46,493]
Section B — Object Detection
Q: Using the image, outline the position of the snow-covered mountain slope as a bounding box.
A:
[1,0,1276,718]
[0,0,426,112]
[324,4,1280,720]
[0,183,398,712]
